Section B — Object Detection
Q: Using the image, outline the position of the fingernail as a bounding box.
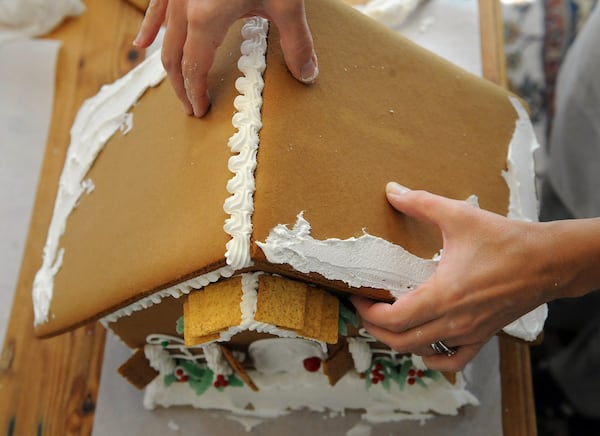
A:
[133,32,142,47]
[386,182,410,195]
[300,53,319,83]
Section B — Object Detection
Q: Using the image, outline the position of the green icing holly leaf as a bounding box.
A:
[415,377,428,388]
[338,304,360,336]
[424,369,440,381]
[164,373,177,387]
[395,360,413,390]
[180,360,213,381]
[175,316,184,335]
[188,376,213,396]
[228,374,244,388]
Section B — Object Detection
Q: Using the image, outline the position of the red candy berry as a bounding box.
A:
[408,378,415,385]
[303,357,322,372]
[417,370,424,378]
[374,363,383,371]
[408,369,416,377]
[372,377,379,384]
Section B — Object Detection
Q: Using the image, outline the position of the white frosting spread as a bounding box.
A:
[257,212,438,298]
[223,17,268,270]
[32,50,166,325]
[503,96,540,222]
[248,338,326,375]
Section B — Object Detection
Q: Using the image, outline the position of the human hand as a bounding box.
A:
[351,182,561,372]
[133,0,318,117]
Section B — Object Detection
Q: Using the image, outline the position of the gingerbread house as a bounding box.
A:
[31,0,544,422]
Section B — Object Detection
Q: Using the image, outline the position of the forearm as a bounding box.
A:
[541,217,600,301]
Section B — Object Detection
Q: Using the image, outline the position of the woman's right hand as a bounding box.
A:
[134,0,318,117]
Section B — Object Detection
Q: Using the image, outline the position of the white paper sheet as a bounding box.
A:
[0,37,60,343]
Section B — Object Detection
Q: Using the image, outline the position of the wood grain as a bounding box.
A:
[0,1,143,435]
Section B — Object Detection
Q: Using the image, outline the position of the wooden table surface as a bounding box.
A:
[0,1,536,435]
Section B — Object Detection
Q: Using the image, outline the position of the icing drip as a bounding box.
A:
[201,343,233,376]
[32,50,166,326]
[223,17,268,270]
[347,337,373,374]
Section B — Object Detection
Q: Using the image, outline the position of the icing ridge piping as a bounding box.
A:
[223,17,268,270]
[100,265,235,326]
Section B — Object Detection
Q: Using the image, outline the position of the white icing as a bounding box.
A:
[143,361,478,422]
[32,50,166,325]
[256,212,438,299]
[201,343,233,376]
[248,338,326,375]
[100,266,234,326]
[503,96,540,222]
[223,17,268,270]
[347,337,372,374]
[144,344,176,375]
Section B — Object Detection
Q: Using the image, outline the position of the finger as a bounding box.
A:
[385,182,459,230]
[422,342,485,372]
[267,0,318,83]
[182,2,242,117]
[360,318,449,354]
[351,286,441,333]
[134,0,168,47]
[161,1,193,115]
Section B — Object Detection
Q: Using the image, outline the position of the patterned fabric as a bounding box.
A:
[502,0,598,148]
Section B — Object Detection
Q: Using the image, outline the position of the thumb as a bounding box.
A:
[385,182,455,230]
[269,2,319,83]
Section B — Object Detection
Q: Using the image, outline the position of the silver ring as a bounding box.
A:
[430,340,458,357]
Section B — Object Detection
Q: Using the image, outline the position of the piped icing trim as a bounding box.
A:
[100,266,234,326]
[223,17,268,270]
[32,50,166,326]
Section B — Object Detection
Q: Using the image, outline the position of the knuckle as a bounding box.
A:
[161,52,177,73]
[186,2,219,27]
